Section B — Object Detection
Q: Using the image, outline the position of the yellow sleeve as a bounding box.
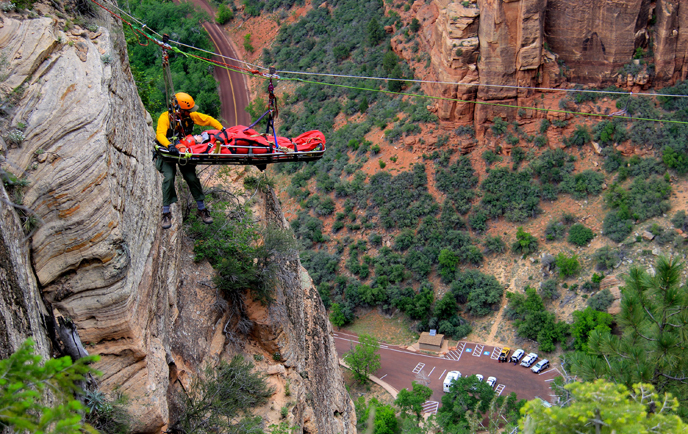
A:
[190,112,224,130]
[156,112,171,147]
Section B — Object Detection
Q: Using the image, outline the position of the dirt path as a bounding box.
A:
[486,296,508,345]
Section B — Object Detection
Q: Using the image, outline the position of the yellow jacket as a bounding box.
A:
[156,111,223,147]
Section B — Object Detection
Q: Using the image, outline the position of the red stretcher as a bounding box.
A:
[155,126,326,169]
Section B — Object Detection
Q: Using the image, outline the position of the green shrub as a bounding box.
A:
[482,150,500,166]
[215,4,234,24]
[587,288,614,312]
[483,235,506,255]
[539,279,559,300]
[409,17,420,33]
[170,355,273,434]
[530,148,574,185]
[671,210,688,232]
[511,227,539,255]
[534,135,548,148]
[559,170,605,199]
[545,219,566,241]
[505,288,569,352]
[563,124,591,147]
[480,168,542,223]
[450,270,504,316]
[603,209,634,242]
[567,223,594,246]
[491,116,508,136]
[539,119,550,134]
[243,33,254,53]
[511,147,526,166]
[556,253,581,278]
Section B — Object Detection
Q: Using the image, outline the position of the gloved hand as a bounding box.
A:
[167,141,180,155]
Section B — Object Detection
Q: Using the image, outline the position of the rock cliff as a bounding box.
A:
[407,0,688,126]
[0,3,354,433]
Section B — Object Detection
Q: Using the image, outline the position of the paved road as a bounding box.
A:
[334,331,560,408]
[184,0,251,126]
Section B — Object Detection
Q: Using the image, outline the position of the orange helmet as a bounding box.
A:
[175,92,196,111]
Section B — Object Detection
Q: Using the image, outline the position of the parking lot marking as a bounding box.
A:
[379,374,387,380]
[428,366,436,376]
[544,378,558,382]
[422,401,439,415]
[495,384,506,396]
[443,350,462,361]
[472,344,484,357]
[539,367,561,376]
[439,369,446,380]
[412,362,425,374]
[380,345,388,348]
[465,348,472,353]
[490,347,502,360]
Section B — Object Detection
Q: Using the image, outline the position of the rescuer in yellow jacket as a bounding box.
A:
[155,92,224,229]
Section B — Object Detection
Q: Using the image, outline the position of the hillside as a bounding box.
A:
[223,0,688,343]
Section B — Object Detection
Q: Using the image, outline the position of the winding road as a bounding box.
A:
[186,0,252,126]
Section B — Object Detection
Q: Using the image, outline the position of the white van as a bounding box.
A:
[443,371,461,392]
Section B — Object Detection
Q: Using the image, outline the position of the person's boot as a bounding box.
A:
[161,212,172,230]
[197,208,213,224]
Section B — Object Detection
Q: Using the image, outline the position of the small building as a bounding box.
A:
[418,331,444,352]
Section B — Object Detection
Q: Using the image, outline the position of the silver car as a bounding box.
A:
[531,359,550,373]
[520,353,538,367]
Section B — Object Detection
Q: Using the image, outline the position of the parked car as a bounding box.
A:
[531,359,550,373]
[475,374,484,382]
[520,353,538,367]
[443,371,461,392]
[486,376,497,388]
[498,347,511,362]
[510,349,525,364]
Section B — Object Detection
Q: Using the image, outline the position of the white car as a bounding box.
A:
[520,353,538,367]
[510,349,525,363]
[475,374,484,382]
[486,376,497,388]
[443,371,461,392]
[531,359,550,373]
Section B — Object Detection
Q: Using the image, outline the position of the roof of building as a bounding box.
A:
[419,332,444,347]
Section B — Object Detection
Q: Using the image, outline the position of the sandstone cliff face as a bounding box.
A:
[0,5,354,433]
[1,9,181,431]
[654,0,688,83]
[544,0,647,82]
[409,0,688,126]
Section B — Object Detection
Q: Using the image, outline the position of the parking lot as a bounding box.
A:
[334,331,561,407]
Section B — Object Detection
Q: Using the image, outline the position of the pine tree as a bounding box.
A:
[0,338,99,434]
[570,256,688,415]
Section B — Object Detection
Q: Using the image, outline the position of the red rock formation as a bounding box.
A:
[654,0,688,83]
[544,0,650,83]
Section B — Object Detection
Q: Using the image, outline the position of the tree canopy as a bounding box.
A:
[520,380,686,433]
[569,256,688,417]
[343,334,381,384]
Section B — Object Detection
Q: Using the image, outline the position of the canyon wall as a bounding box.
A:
[411,0,688,125]
[0,3,354,433]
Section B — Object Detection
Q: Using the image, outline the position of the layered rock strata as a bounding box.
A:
[0,4,354,433]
